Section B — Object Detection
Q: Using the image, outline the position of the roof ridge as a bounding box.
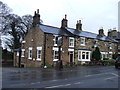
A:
[40,24,60,29]
[67,27,99,35]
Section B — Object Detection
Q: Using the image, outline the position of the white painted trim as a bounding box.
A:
[21,49,25,57]
[78,50,91,61]
[69,51,74,63]
[29,47,32,50]
[36,47,42,61]
[28,47,32,60]
[109,52,113,54]
[69,37,74,47]
[37,47,42,50]
[16,51,19,56]
[53,47,59,51]
[53,59,58,61]
[80,37,86,46]
[68,48,74,51]
[22,40,26,44]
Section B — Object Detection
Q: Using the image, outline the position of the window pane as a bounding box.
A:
[69,38,74,47]
[86,52,89,59]
[30,50,32,58]
[37,50,41,59]
[54,51,59,59]
[82,52,85,59]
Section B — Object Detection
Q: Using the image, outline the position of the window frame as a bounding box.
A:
[28,47,32,60]
[36,47,42,61]
[21,49,25,57]
[109,43,112,49]
[80,37,86,46]
[78,50,91,61]
[69,37,74,47]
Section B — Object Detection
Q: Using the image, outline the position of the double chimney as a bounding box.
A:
[98,27,105,36]
[76,20,82,31]
[33,9,40,27]
[61,14,82,30]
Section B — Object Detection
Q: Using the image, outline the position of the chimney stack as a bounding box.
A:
[61,14,68,28]
[76,20,82,31]
[98,27,104,36]
[33,9,40,27]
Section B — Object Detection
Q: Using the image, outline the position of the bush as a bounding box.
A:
[92,47,101,61]
[112,54,119,59]
[45,62,53,68]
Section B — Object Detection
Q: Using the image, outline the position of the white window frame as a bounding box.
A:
[28,47,32,60]
[21,49,25,57]
[94,39,98,47]
[53,35,58,46]
[22,40,26,44]
[78,50,91,61]
[101,52,108,60]
[118,45,120,50]
[16,51,19,56]
[53,47,59,61]
[69,37,74,47]
[109,43,112,49]
[80,37,86,46]
[36,47,42,61]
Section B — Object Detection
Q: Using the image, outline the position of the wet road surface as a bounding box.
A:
[2,66,120,88]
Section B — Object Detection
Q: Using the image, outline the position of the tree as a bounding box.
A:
[3,14,23,50]
[0,1,12,32]
[92,47,101,61]
[1,1,43,51]
[3,14,34,51]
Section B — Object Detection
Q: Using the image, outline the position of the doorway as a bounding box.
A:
[69,51,74,66]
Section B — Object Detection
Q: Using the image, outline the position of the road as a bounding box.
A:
[2,66,120,88]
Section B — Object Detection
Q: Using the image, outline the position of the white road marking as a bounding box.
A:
[104,76,117,80]
[85,73,110,77]
[74,82,81,85]
[104,73,119,80]
[30,82,41,85]
[51,80,58,81]
[111,73,119,77]
[45,84,71,88]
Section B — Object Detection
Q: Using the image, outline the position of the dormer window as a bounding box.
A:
[80,37,85,46]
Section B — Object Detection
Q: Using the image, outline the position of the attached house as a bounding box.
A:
[14,9,118,68]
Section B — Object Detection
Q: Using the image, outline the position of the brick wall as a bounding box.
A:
[21,27,44,67]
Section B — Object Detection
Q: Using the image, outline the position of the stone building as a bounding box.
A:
[14,9,118,68]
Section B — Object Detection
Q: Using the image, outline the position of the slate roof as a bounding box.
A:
[116,32,120,40]
[39,24,74,36]
[39,24,118,43]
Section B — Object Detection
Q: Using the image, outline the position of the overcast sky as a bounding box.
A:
[1,0,119,35]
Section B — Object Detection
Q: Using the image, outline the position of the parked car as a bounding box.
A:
[115,56,120,69]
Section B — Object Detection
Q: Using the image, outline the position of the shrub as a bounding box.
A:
[92,47,101,61]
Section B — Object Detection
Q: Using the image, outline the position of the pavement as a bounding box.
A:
[1,65,120,88]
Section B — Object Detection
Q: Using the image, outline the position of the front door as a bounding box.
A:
[69,51,74,64]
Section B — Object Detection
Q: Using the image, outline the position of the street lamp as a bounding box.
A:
[56,36,63,70]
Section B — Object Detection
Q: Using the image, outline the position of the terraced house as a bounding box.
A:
[14,9,119,68]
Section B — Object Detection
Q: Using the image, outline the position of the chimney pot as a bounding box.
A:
[76,20,82,31]
[37,9,39,14]
[77,20,79,24]
[79,20,81,24]
[65,14,67,19]
[99,27,104,36]
[34,11,36,15]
